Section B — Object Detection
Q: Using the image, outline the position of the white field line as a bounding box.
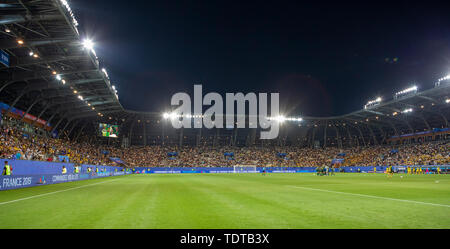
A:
[0,178,122,206]
[287,185,450,208]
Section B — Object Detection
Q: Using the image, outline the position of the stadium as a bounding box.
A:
[0,0,449,232]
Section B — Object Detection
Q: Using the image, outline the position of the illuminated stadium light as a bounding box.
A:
[92,107,95,110]
[267,115,285,123]
[82,39,94,50]
[402,108,413,113]
[285,117,303,122]
[364,97,382,109]
[394,85,418,99]
[33,53,39,58]
[55,74,62,81]
[61,79,66,84]
[78,95,83,100]
[73,90,77,93]
[29,51,34,56]
[88,103,91,106]
[5,28,10,33]
[52,71,57,75]
[436,74,450,87]
[60,0,79,28]
[267,115,302,122]
[101,68,109,78]
[17,39,24,45]
[446,98,450,103]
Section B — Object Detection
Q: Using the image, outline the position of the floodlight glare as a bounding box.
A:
[402,108,413,113]
[163,112,170,119]
[446,99,450,103]
[395,86,418,98]
[82,39,94,50]
[364,97,382,109]
[275,115,286,123]
[55,74,62,81]
[438,75,450,82]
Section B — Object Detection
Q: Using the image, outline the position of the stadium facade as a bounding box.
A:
[1,0,449,148]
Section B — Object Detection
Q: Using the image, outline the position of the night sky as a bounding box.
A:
[72,0,450,117]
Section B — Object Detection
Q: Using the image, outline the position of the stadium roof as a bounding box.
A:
[0,0,449,146]
[0,0,123,136]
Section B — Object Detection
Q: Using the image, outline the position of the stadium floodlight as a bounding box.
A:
[402,108,413,113]
[102,68,109,78]
[55,74,62,81]
[285,117,303,122]
[436,74,450,87]
[17,39,24,45]
[78,95,83,100]
[446,98,450,103]
[163,112,170,119]
[61,79,66,84]
[364,97,382,109]
[5,28,10,33]
[277,115,286,122]
[394,85,418,99]
[82,39,94,50]
[33,53,39,58]
[267,115,302,122]
[29,51,34,56]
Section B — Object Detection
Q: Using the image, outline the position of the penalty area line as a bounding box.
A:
[287,185,450,208]
[0,178,122,206]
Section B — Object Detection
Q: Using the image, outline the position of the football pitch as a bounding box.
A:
[0,173,449,229]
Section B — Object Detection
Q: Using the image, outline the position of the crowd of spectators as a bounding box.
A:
[1,124,449,168]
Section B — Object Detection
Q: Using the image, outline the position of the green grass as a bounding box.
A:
[0,173,449,228]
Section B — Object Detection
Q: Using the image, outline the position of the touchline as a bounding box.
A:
[165,84,283,139]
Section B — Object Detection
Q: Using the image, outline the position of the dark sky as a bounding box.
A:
[72,0,450,117]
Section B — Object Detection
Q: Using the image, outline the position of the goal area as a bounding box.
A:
[233,165,258,173]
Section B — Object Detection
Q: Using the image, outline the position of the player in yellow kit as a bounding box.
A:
[386,166,393,178]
